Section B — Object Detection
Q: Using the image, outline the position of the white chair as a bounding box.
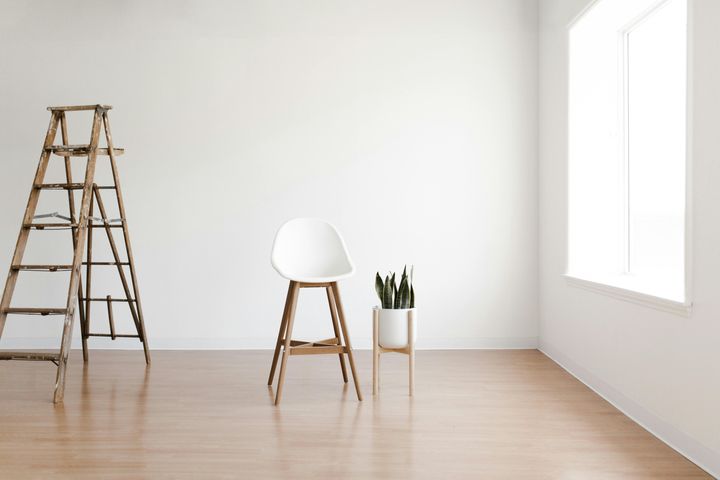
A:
[267,218,362,405]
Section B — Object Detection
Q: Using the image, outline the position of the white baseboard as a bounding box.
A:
[0,336,538,351]
[540,341,719,479]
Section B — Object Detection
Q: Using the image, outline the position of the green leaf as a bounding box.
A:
[397,275,410,309]
[383,274,393,309]
[410,284,415,309]
[375,273,384,304]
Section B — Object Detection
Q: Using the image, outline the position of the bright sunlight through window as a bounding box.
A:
[567,0,688,303]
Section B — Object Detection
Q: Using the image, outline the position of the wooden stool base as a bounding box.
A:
[268,281,362,405]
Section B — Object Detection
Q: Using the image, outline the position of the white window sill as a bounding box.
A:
[564,274,692,316]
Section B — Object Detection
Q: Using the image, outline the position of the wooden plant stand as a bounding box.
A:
[0,105,150,403]
[373,308,416,396]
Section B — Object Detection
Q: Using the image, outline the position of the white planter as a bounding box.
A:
[378,308,417,349]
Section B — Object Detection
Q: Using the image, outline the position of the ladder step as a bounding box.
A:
[0,351,60,362]
[87,333,140,338]
[48,104,112,111]
[23,223,78,230]
[2,307,68,316]
[82,261,130,266]
[34,183,117,190]
[86,298,136,303]
[22,223,124,230]
[11,265,73,272]
[34,183,84,190]
[90,223,124,228]
[46,145,124,157]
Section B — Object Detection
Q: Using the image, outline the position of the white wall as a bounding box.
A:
[0,0,539,350]
[539,0,720,474]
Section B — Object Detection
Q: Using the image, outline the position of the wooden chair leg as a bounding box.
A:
[373,308,379,395]
[268,282,294,386]
[330,282,362,401]
[326,287,348,383]
[274,281,299,405]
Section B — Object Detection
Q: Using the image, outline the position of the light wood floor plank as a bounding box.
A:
[0,350,710,479]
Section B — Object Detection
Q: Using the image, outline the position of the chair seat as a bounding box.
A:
[275,270,354,284]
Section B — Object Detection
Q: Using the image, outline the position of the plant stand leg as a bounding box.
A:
[373,308,379,395]
[408,310,415,396]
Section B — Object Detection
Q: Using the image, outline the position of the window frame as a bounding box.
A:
[564,0,693,315]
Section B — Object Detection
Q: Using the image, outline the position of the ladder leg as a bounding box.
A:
[59,112,89,362]
[330,282,363,401]
[53,311,76,404]
[102,113,150,364]
[53,109,102,404]
[268,282,293,385]
[326,286,348,383]
[78,279,88,362]
[0,112,60,338]
[84,189,96,362]
[275,281,299,405]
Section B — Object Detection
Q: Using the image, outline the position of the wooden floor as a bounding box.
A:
[0,350,710,479]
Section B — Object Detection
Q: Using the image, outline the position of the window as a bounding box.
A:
[567,0,688,306]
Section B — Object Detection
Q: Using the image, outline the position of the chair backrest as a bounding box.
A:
[271,218,355,282]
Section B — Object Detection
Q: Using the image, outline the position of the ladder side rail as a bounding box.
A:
[102,113,150,364]
[0,112,60,337]
[53,109,103,404]
[83,186,95,361]
[60,112,89,361]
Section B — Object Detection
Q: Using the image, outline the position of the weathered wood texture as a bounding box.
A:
[47,145,125,156]
[53,107,103,403]
[0,105,150,403]
[47,104,112,111]
[102,111,150,365]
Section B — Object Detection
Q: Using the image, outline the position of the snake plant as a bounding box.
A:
[375,265,415,309]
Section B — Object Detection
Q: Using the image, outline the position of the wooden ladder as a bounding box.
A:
[0,104,150,403]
